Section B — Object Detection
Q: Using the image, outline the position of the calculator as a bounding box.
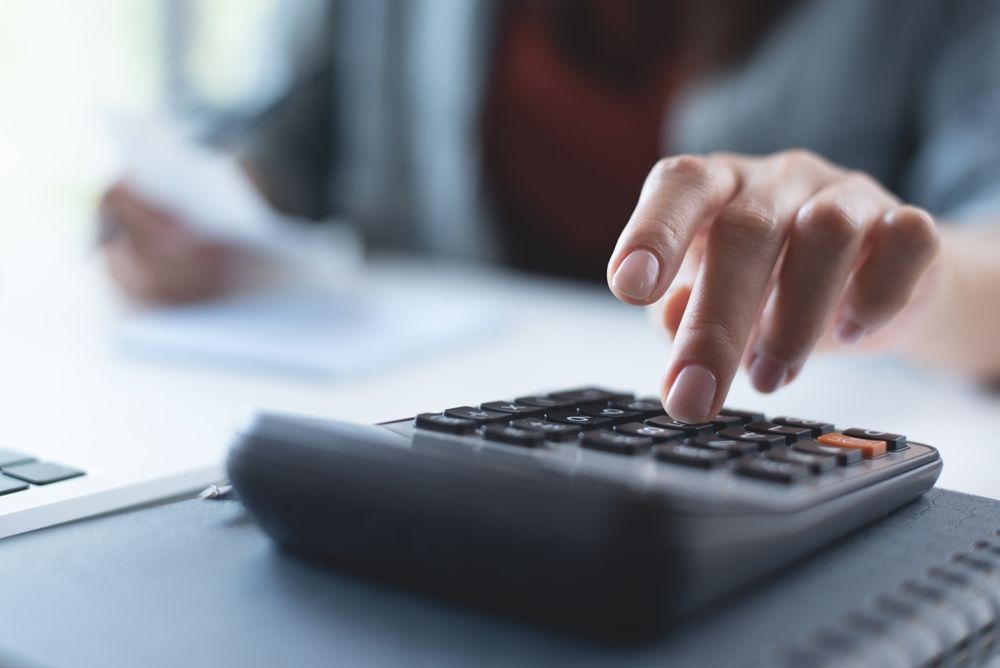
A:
[227,387,942,639]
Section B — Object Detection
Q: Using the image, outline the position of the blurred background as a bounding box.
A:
[0,0,281,231]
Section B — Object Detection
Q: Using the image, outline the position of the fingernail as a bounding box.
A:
[611,249,660,301]
[749,354,787,393]
[832,317,866,346]
[665,364,717,423]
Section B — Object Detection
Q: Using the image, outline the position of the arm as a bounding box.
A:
[863,0,1000,381]
[888,227,1000,380]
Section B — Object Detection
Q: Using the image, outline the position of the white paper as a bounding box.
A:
[109,114,281,247]
[116,287,503,378]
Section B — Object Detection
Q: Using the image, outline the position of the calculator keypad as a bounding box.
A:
[411,388,911,486]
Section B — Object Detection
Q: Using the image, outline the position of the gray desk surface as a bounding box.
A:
[1,488,998,668]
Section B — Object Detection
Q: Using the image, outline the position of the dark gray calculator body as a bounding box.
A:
[228,387,941,639]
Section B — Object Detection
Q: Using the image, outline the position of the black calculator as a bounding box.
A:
[227,387,942,639]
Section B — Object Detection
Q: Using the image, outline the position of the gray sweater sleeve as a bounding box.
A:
[898,0,1000,223]
[229,1,336,220]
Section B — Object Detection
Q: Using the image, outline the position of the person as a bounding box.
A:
[99,0,1000,423]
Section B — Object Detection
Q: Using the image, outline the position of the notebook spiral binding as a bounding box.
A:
[755,530,1000,668]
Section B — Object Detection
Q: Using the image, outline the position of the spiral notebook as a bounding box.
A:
[0,488,997,667]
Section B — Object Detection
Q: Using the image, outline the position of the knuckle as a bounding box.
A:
[684,316,745,355]
[719,204,778,243]
[773,148,820,171]
[887,205,939,257]
[795,200,860,249]
[651,154,712,190]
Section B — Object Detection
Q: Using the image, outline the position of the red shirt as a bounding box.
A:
[481,1,688,280]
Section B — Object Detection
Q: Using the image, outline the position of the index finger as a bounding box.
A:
[607,155,738,305]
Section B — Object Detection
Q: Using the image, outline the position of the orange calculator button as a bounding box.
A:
[816,433,886,458]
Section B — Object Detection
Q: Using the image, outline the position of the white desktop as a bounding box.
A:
[0,212,996,539]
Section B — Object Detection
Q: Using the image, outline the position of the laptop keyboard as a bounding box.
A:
[413,387,909,486]
[0,448,84,495]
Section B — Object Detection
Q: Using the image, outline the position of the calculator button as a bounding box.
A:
[716,428,785,450]
[710,415,744,430]
[745,421,811,444]
[654,443,729,469]
[0,449,36,468]
[482,425,546,448]
[544,410,612,430]
[766,448,837,473]
[719,408,765,424]
[772,417,835,437]
[579,406,643,424]
[581,430,654,455]
[508,418,582,441]
[415,413,478,434]
[444,407,510,424]
[842,428,908,451]
[817,432,887,458]
[736,458,811,483]
[514,396,579,410]
[792,439,863,466]
[3,462,84,485]
[645,416,714,435]
[480,401,546,417]
[548,387,633,403]
[615,423,685,443]
[686,435,759,458]
[0,475,28,496]
[609,399,665,418]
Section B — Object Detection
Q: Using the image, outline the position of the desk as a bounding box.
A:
[0,220,998,667]
[1,220,997,501]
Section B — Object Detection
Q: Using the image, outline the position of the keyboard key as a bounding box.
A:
[793,439,863,466]
[581,430,654,455]
[710,415,745,430]
[3,461,84,485]
[0,475,28,496]
[482,425,546,449]
[544,410,611,430]
[579,406,643,424]
[817,432,887,458]
[514,395,579,410]
[509,418,582,441]
[745,421,811,444]
[716,428,785,450]
[645,416,714,435]
[0,448,36,468]
[843,428,908,451]
[444,407,510,424]
[687,435,761,458]
[766,448,837,473]
[736,458,811,483]
[415,413,478,434]
[772,417,835,437]
[655,443,729,469]
[615,422,685,443]
[480,401,546,417]
[719,408,765,424]
[609,398,665,418]
[548,387,633,403]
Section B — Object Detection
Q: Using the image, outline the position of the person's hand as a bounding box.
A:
[98,182,240,304]
[607,150,941,423]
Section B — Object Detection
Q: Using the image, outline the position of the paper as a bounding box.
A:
[109,114,280,247]
[117,287,502,378]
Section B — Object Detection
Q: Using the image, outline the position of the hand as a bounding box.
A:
[99,182,240,304]
[607,150,940,423]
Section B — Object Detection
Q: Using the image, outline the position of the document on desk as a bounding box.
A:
[116,288,501,377]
